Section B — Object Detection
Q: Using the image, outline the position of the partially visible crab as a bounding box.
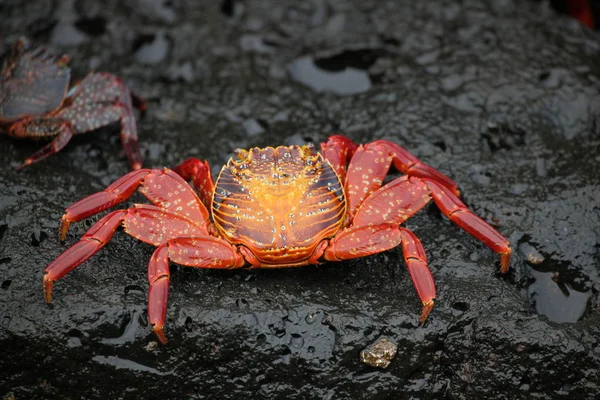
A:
[0,38,145,170]
[43,135,512,344]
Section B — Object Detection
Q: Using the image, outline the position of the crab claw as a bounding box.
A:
[419,300,435,324]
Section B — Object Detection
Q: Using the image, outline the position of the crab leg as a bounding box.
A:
[8,118,74,170]
[148,245,170,344]
[372,140,459,195]
[320,135,358,181]
[147,237,246,344]
[58,102,142,170]
[324,177,432,261]
[321,136,459,208]
[62,72,144,170]
[322,224,436,322]
[59,168,209,240]
[351,176,431,227]
[59,168,153,240]
[43,210,127,303]
[173,157,215,209]
[322,137,460,219]
[323,173,510,321]
[335,141,459,220]
[351,175,511,272]
[343,144,393,218]
[46,199,238,343]
[123,204,243,342]
[425,179,512,273]
[399,228,436,322]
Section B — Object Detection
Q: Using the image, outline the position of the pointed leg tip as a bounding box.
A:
[153,326,168,345]
[58,216,71,241]
[419,300,435,324]
[42,275,53,304]
[500,250,512,274]
[15,160,31,171]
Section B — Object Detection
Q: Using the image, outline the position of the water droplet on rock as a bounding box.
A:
[305,313,317,324]
[289,333,304,349]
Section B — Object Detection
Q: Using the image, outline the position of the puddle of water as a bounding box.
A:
[242,119,266,136]
[520,238,593,324]
[134,32,169,65]
[287,56,371,95]
[101,309,143,345]
[92,355,171,375]
[527,267,592,324]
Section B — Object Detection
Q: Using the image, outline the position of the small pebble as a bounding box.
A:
[360,336,398,368]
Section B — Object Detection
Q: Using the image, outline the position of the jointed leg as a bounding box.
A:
[59,167,209,240]
[320,135,358,182]
[343,144,394,218]
[7,118,74,170]
[425,179,512,273]
[322,223,436,323]
[332,139,459,219]
[399,228,436,322]
[372,140,460,195]
[63,72,144,170]
[146,237,246,343]
[172,158,215,210]
[148,245,170,344]
[351,174,511,272]
[116,101,143,170]
[45,201,245,344]
[59,169,154,240]
[43,210,127,302]
[58,101,142,170]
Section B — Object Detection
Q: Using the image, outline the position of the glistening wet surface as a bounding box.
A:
[1,0,600,399]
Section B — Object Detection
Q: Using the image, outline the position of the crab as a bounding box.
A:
[43,135,512,343]
[0,38,144,170]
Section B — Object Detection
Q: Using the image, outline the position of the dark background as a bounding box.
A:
[1,0,599,399]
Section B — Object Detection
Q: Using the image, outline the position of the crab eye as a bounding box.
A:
[301,144,315,156]
[234,148,249,160]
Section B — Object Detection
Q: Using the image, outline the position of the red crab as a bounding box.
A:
[0,38,144,170]
[43,135,512,343]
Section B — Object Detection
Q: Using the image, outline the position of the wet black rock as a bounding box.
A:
[1,0,599,399]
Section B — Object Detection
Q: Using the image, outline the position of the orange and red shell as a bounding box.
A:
[212,145,346,266]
